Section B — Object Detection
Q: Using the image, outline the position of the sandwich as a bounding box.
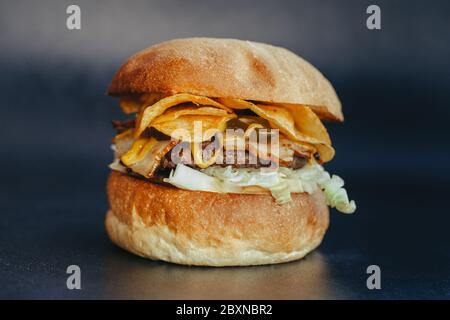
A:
[105,38,356,266]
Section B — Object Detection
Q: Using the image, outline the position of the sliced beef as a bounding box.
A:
[159,148,307,170]
[112,119,135,133]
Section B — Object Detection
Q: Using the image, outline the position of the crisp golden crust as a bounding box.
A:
[105,171,330,266]
[107,38,343,121]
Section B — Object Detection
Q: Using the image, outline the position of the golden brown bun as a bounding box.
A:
[108,38,343,121]
[105,171,330,266]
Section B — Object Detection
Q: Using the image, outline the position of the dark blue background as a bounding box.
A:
[0,0,449,299]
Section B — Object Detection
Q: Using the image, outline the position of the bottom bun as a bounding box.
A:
[105,171,329,266]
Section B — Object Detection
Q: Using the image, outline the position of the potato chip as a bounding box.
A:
[236,116,270,128]
[279,135,316,159]
[281,104,331,145]
[218,98,335,162]
[120,137,176,177]
[119,93,167,114]
[112,128,133,143]
[135,94,234,137]
[219,98,304,139]
[216,98,250,110]
[278,104,334,162]
[121,137,159,166]
[151,105,230,124]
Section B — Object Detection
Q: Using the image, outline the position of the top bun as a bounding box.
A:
[108,38,343,121]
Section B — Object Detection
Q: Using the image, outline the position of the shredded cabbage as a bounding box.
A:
[164,163,356,214]
[164,163,241,193]
[109,158,127,173]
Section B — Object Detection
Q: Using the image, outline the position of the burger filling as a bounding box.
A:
[109,93,356,214]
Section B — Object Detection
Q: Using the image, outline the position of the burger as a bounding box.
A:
[105,38,356,266]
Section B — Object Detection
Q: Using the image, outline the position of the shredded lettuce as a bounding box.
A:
[164,163,356,214]
[164,163,241,193]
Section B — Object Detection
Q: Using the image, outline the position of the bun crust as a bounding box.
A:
[108,38,343,121]
[105,171,330,266]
